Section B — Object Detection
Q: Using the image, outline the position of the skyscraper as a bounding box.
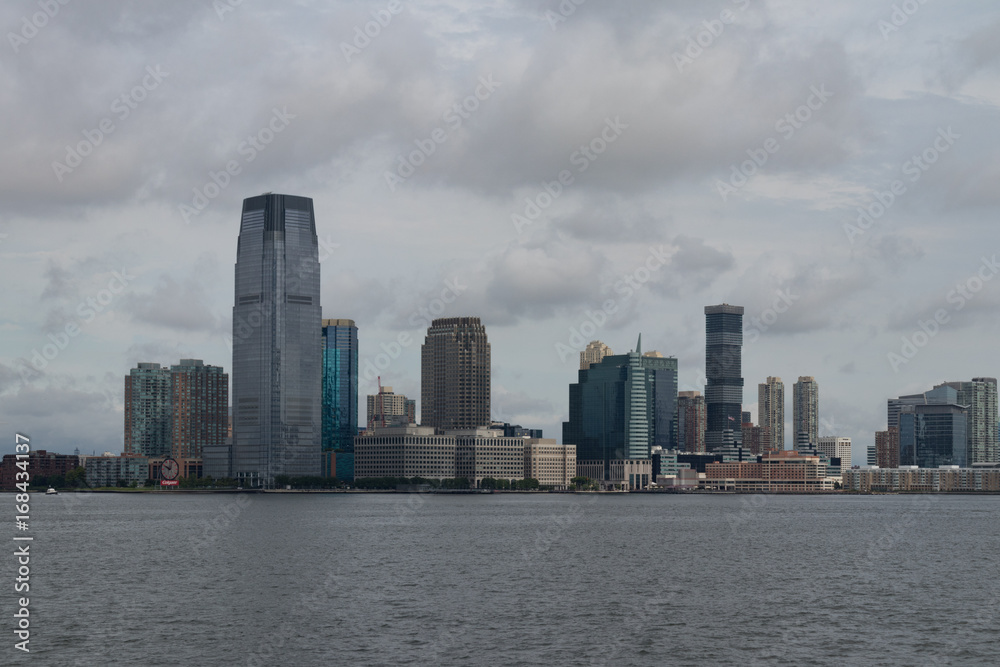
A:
[232,193,322,487]
[563,336,678,469]
[792,376,819,448]
[704,304,743,451]
[758,376,785,450]
[580,340,613,370]
[322,319,358,452]
[420,317,491,430]
[170,359,228,460]
[676,391,706,453]
[935,378,998,464]
[124,362,171,457]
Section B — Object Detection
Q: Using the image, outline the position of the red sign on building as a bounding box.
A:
[160,480,180,487]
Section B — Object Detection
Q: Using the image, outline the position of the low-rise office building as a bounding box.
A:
[524,439,576,489]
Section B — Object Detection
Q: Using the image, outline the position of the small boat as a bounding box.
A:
[45,488,58,495]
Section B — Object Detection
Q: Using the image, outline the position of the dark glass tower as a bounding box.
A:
[704,304,744,451]
[562,336,678,475]
[322,319,358,452]
[232,194,321,487]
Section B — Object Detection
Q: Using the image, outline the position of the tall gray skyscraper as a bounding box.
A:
[705,304,743,451]
[792,376,819,448]
[232,193,322,487]
[758,376,785,450]
[421,317,491,430]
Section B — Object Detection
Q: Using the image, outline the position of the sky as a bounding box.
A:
[2,0,999,464]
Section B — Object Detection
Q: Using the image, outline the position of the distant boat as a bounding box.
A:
[45,488,58,495]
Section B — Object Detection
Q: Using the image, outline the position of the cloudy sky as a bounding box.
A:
[2,0,999,463]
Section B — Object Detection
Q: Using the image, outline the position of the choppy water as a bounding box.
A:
[7,491,1000,666]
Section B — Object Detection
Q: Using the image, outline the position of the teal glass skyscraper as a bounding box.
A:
[232,194,322,487]
[322,319,358,452]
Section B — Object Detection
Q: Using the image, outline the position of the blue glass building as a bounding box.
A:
[322,319,358,453]
[232,194,322,487]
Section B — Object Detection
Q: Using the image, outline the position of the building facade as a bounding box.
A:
[524,439,576,488]
[0,451,80,490]
[676,391,706,453]
[124,363,172,457]
[899,400,968,468]
[563,336,677,474]
[367,386,415,428]
[875,427,900,469]
[170,359,228,460]
[758,376,784,450]
[580,340,613,370]
[844,466,1000,492]
[792,376,819,448]
[354,426,457,481]
[232,193,322,487]
[322,319,358,452]
[420,317,491,430]
[704,304,744,450]
[817,437,851,473]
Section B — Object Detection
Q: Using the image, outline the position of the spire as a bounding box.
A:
[636,333,642,355]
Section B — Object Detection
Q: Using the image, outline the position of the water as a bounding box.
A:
[8,492,1000,666]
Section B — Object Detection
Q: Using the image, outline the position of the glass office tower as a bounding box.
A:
[563,336,678,473]
[322,319,358,452]
[232,193,321,487]
[704,304,744,450]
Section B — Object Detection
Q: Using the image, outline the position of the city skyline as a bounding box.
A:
[3,3,1000,467]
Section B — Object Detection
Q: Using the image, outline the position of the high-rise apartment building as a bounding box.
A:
[322,319,358,452]
[580,340,613,370]
[420,317,491,430]
[232,193,322,487]
[758,376,785,451]
[170,359,228,460]
[676,391,706,453]
[367,386,415,428]
[125,360,227,461]
[124,363,172,457]
[704,304,744,451]
[563,336,677,470]
[875,427,899,469]
[792,376,819,448]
